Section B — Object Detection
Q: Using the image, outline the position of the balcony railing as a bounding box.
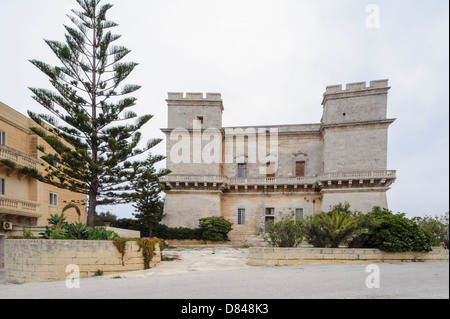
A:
[317,170,396,181]
[0,145,40,170]
[0,195,41,217]
[230,176,317,185]
[160,170,396,187]
[159,175,227,183]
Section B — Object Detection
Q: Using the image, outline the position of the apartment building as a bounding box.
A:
[0,101,86,239]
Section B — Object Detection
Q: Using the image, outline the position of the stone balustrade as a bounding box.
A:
[0,145,40,170]
[0,195,40,217]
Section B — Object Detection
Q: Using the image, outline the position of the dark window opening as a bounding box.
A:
[296,161,305,177]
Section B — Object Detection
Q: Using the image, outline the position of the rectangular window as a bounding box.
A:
[237,208,246,225]
[0,131,5,146]
[0,178,5,195]
[296,161,305,177]
[265,216,274,233]
[265,207,275,215]
[238,163,247,178]
[49,192,58,206]
[266,162,276,178]
[295,208,304,221]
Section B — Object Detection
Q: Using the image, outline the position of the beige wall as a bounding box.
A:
[162,191,222,228]
[248,247,449,266]
[4,239,161,284]
[222,192,321,241]
[322,124,389,173]
[321,189,388,213]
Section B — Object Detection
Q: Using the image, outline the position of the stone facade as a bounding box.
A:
[248,247,449,266]
[4,239,161,284]
[0,101,87,236]
[160,80,396,242]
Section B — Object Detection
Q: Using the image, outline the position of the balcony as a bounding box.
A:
[160,170,397,192]
[0,195,41,218]
[317,170,396,181]
[0,145,40,170]
[229,176,317,186]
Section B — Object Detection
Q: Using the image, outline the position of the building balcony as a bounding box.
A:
[317,170,396,188]
[229,176,317,186]
[0,194,41,218]
[0,145,40,171]
[160,170,396,192]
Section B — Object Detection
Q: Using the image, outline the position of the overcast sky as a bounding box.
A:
[0,0,448,219]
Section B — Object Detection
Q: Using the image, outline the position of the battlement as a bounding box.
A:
[324,79,389,95]
[167,92,222,101]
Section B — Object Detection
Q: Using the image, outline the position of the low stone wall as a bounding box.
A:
[248,247,449,266]
[4,239,161,284]
[166,239,235,246]
[103,226,140,239]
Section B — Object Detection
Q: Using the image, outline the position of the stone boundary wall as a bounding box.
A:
[166,239,241,246]
[103,226,140,239]
[248,247,449,266]
[4,239,161,284]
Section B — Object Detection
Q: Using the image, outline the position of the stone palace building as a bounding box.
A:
[160,79,396,242]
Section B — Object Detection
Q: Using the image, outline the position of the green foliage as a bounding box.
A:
[67,222,90,239]
[40,213,119,240]
[303,203,360,248]
[264,212,305,247]
[87,226,120,240]
[0,159,17,169]
[95,269,104,276]
[136,237,164,269]
[198,216,233,241]
[95,211,118,226]
[348,207,433,252]
[153,224,203,240]
[412,212,449,249]
[22,226,33,239]
[112,238,128,266]
[112,237,163,269]
[122,154,169,237]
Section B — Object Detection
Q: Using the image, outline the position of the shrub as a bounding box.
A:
[153,224,203,240]
[198,216,233,241]
[348,207,433,252]
[264,212,304,247]
[303,203,360,248]
[412,212,449,249]
[40,213,119,240]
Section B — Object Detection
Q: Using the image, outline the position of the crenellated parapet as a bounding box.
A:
[324,79,390,95]
[167,92,222,101]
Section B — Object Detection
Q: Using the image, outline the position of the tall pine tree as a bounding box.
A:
[28,0,161,226]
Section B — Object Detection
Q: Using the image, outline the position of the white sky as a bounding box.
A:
[0,0,448,219]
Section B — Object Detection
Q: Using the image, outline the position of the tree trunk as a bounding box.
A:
[87,188,97,227]
[149,225,153,238]
[87,11,98,229]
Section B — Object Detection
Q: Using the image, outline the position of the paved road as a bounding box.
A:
[0,247,448,299]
